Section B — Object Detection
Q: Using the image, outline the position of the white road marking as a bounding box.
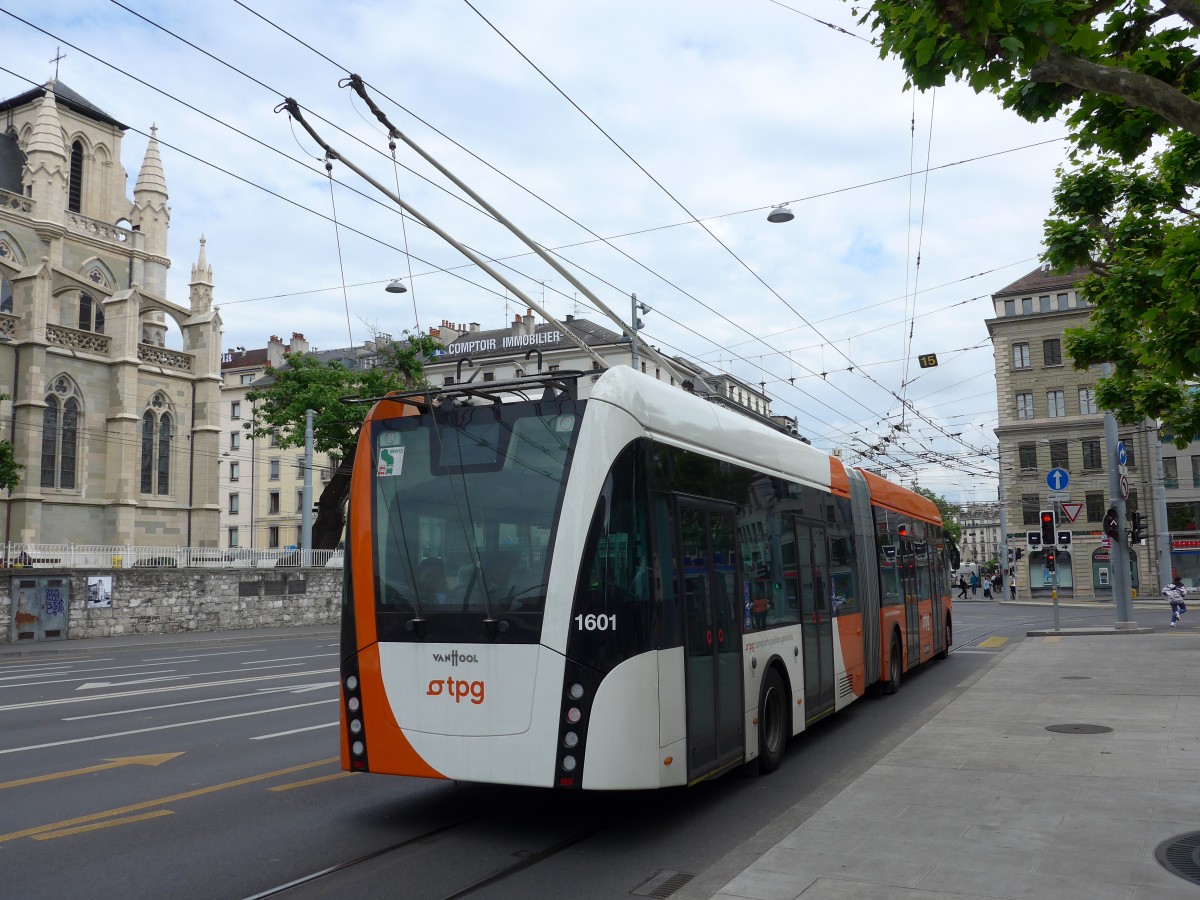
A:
[0,668,339,712]
[251,722,338,740]
[0,661,184,683]
[0,700,334,755]
[1,669,179,689]
[76,675,191,691]
[62,683,337,720]
[241,654,335,665]
[140,649,267,660]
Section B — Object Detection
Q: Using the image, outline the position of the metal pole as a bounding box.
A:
[1150,425,1173,592]
[630,293,639,372]
[1104,405,1135,625]
[301,409,314,564]
[1051,534,1060,631]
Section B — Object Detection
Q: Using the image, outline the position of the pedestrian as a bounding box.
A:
[1008,573,1016,600]
[982,576,993,600]
[992,572,1002,594]
[1163,576,1189,627]
[969,572,979,597]
[957,574,968,599]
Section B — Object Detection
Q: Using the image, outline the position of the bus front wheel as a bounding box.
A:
[757,668,788,774]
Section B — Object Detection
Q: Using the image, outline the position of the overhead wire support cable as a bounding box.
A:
[341,74,687,387]
[276,98,610,372]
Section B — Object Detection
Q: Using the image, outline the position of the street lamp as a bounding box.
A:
[767,203,795,223]
[385,278,408,294]
[630,294,650,371]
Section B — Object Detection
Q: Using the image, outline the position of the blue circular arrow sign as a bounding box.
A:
[1046,467,1070,491]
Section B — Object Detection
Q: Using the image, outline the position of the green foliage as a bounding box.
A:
[0,392,20,492]
[853,0,1200,438]
[913,484,962,544]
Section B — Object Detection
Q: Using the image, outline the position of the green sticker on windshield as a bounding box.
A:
[378,445,404,477]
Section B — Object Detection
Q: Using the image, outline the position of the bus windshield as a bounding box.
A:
[372,397,584,639]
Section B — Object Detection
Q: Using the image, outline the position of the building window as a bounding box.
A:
[1164,457,1179,488]
[1047,390,1066,417]
[230,431,240,450]
[443,376,455,385]
[1057,292,1069,310]
[482,371,495,382]
[1016,392,1034,419]
[1192,455,1200,487]
[229,493,239,514]
[0,274,12,313]
[1122,442,1136,468]
[1050,441,1069,470]
[1086,492,1106,522]
[1077,294,1090,308]
[231,401,241,419]
[1078,387,1098,415]
[268,525,280,548]
[548,364,560,372]
[1019,443,1038,470]
[78,291,104,333]
[1004,299,1015,316]
[296,489,304,512]
[1012,342,1030,368]
[240,373,255,385]
[1083,439,1103,470]
[1021,297,1033,314]
[268,491,280,514]
[139,401,173,496]
[1039,295,1051,313]
[1022,494,1039,526]
[269,432,280,448]
[1043,339,1062,366]
[269,458,280,480]
[68,140,83,213]
[229,462,240,482]
[228,526,239,548]
[40,378,80,490]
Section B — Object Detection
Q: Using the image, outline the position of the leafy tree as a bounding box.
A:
[852,0,1200,439]
[0,393,20,492]
[244,331,442,549]
[913,483,962,549]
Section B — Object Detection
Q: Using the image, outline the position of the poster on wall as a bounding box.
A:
[87,575,113,608]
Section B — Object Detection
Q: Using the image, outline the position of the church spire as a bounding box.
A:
[133,124,167,200]
[189,234,214,312]
[23,87,68,218]
[26,87,66,160]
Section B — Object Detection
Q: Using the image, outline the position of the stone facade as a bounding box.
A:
[1,567,341,643]
[0,81,222,548]
[987,266,1159,597]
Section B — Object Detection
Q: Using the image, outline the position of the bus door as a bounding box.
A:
[794,520,835,720]
[899,539,920,668]
[678,500,743,781]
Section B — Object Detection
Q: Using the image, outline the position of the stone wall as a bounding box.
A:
[1,568,342,643]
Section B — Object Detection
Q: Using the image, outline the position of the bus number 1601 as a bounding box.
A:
[575,613,616,631]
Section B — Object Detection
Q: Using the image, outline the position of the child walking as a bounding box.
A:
[1163,576,1189,627]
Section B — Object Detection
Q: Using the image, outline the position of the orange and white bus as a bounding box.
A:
[338,365,952,789]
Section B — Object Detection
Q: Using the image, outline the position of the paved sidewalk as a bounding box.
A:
[708,633,1200,899]
[0,624,339,658]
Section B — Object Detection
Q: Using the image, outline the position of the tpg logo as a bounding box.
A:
[427,677,485,705]
[431,650,479,666]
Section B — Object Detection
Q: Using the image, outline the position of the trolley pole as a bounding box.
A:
[301,409,314,565]
[1104,404,1135,627]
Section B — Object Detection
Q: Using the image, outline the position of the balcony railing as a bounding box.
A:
[138,343,194,372]
[46,323,111,355]
[0,188,33,214]
[65,211,132,245]
[0,543,343,569]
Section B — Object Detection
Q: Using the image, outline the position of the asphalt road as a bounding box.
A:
[0,602,1162,899]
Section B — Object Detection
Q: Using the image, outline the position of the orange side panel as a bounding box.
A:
[829,456,851,498]
[836,611,865,697]
[357,642,448,780]
[857,468,941,525]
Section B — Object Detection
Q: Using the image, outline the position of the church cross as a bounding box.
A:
[50,46,67,80]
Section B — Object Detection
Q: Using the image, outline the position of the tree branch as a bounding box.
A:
[1030,44,1200,136]
[1160,0,1200,30]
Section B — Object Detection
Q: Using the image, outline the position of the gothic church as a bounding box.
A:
[0,81,221,548]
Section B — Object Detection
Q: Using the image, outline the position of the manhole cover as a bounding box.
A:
[1156,831,1200,886]
[1045,723,1113,734]
[1061,676,1091,680]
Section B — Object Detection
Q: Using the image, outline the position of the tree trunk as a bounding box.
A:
[312,441,356,549]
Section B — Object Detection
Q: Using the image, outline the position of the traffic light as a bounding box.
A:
[1040,510,1056,546]
[1103,507,1120,539]
[1016,548,1024,560]
[950,547,961,569]
[1057,531,1072,549]
[1027,531,1042,550]
[1007,547,1015,563]
[1130,511,1146,544]
[1045,551,1056,572]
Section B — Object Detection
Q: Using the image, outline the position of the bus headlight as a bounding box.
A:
[561,755,577,773]
[350,719,363,734]
[352,741,365,757]
[563,731,578,749]
[569,683,585,700]
[346,675,358,691]
[348,696,360,712]
[566,707,582,724]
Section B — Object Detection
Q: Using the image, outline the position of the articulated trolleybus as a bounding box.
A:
[339,365,952,789]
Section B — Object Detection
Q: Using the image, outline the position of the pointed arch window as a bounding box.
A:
[0,274,11,313]
[140,394,172,495]
[68,140,83,213]
[40,377,80,489]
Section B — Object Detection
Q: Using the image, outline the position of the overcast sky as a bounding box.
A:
[2,0,1070,504]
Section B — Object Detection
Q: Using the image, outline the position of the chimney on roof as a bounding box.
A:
[469,322,479,333]
[429,326,441,338]
[289,332,309,354]
[565,314,574,323]
[267,334,286,367]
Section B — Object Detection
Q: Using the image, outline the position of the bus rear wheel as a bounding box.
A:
[883,636,901,695]
[937,619,951,660]
[757,668,788,774]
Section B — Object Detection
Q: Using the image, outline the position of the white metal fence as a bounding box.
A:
[0,544,344,570]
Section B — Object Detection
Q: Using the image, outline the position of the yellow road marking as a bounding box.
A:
[977,637,1008,649]
[269,771,355,792]
[0,756,337,844]
[33,810,174,840]
[1043,635,1063,643]
[0,752,184,791]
